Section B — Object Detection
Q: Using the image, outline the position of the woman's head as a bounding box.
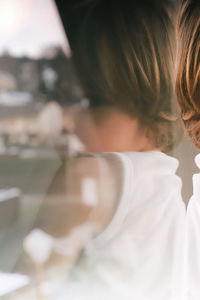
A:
[57,0,178,152]
[176,0,200,148]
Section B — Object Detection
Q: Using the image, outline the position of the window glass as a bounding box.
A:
[0,1,197,299]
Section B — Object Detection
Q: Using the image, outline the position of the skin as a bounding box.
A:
[64,106,157,153]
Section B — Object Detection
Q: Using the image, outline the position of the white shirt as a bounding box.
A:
[56,151,185,300]
[184,153,200,299]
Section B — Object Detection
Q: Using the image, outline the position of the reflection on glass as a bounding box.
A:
[43,1,185,299]
[0,0,198,300]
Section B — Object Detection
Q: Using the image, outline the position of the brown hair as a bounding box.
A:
[57,0,180,152]
[176,0,200,148]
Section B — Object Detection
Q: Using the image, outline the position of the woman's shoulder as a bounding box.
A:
[65,153,124,234]
[106,151,179,176]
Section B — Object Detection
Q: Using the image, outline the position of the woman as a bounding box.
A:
[48,1,186,299]
[176,0,200,298]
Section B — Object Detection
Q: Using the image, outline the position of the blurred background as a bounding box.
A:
[0,1,87,298]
